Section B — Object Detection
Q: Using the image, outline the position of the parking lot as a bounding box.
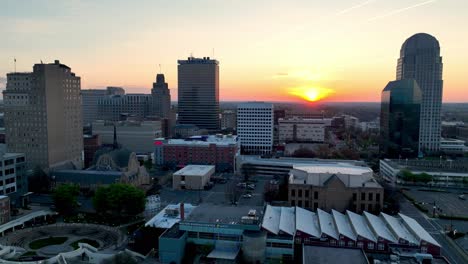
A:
[405,188,468,217]
[157,173,267,207]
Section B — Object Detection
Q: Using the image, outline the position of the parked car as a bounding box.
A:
[237,182,247,188]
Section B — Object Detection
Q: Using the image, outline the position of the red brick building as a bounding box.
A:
[154,135,238,172]
[262,205,441,261]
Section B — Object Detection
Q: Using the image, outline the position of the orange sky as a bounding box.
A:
[1,0,467,102]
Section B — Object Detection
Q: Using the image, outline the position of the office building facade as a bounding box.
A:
[98,94,152,121]
[221,110,237,130]
[151,74,171,119]
[4,60,83,170]
[177,57,219,130]
[278,117,328,143]
[154,135,238,172]
[81,87,124,125]
[397,33,443,154]
[380,79,422,158]
[0,153,28,208]
[237,102,274,155]
[92,120,162,153]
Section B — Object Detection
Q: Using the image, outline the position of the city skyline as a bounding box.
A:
[1,0,468,102]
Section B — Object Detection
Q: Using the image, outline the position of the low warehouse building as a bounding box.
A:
[172,165,215,190]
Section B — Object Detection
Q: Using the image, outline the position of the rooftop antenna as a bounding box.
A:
[14,57,16,73]
[159,64,162,74]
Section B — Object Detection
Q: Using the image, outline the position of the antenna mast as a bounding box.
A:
[14,57,16,73]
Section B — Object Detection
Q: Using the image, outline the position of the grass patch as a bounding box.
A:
[29,237,68,250]
[70,239,100,249]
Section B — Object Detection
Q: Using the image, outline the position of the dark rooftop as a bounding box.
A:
[184,204,263,225]
[303,245,369,264]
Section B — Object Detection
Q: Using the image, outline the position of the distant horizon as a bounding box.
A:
[1,1,467,102]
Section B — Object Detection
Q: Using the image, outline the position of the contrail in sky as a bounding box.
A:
[336,0,377,15]
[368,0,437,21]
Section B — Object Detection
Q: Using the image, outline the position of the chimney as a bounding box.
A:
[180,203,185,220]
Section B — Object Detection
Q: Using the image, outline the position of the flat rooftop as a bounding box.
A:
[145,203,197,229]
[239,155,368,167]
[164,135,238,146]
[174,165,215,176]
[303,245,369,264]
[382,158,468,174]
[185,204,263,225]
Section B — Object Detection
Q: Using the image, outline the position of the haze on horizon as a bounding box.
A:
[1,0,467,102]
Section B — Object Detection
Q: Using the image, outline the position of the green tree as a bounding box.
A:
[52,184,80,216]
[399,169,415,182]
[416,173,433,183]
[93,184,145,216]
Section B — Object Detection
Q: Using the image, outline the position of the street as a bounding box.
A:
[399,196,468,264]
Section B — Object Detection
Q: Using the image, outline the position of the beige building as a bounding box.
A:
[278,117,328,143]
[288,165,383,213]
[172,165,215,190]
[92,120,162,153]
[4,60,83,170]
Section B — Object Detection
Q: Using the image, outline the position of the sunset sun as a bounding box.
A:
[289,87,334,102]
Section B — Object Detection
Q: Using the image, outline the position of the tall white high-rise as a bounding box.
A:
[396,33,443,154]
[3,60,83,169]
[177,57,219,130]
[237,102,274,155]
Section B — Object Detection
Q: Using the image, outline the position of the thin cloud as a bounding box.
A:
[336,0,377,15]
[368,0,437,21]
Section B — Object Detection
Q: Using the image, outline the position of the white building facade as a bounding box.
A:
[237,102,274,155]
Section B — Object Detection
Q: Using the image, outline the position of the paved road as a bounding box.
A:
[399,197,467,264]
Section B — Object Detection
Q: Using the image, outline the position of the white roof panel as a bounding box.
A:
[380,213,418,245]
[317,209,338,239]
[346,210,376,242]
[332,210,357,240]
[279,207,296,235]
[363,212,397,243]
[262,205,281,234]
[399,213,440,247]
[295,207,321,238]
